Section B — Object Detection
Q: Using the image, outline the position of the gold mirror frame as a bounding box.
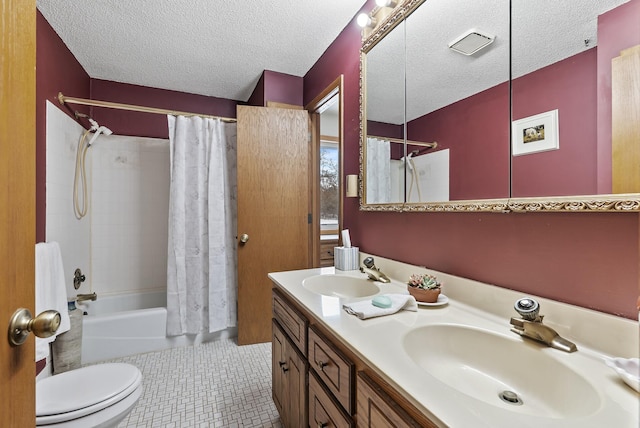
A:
[358,0,640,213]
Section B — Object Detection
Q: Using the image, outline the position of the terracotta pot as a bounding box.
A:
[408,286,441,303]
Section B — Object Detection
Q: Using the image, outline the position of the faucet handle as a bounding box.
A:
[514,297,540,321]
[363,257,375,269]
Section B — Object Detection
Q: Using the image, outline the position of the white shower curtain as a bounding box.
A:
[166,115,237,336]
[366,137,391,203]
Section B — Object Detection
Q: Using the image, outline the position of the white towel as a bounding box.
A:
[343,294,418,320]
[35,242,71,361]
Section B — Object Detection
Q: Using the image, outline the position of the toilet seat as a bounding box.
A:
[36,363,142,425]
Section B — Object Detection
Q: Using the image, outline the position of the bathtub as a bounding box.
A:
[80,291,236,364]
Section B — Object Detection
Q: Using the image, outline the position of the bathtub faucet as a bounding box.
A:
[77,292,97,302]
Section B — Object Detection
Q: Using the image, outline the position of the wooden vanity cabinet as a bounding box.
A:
[272,289,309,428]
[309,370,354,428]
[273,289,308,355]
[357,372,428,428]
[272,320,308,428]
[308,325,355,415]
[272,287,439,428]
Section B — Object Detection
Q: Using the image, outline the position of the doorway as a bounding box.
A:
[306,76,344,267]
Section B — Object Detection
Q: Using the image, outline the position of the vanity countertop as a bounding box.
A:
[268,256,639,428]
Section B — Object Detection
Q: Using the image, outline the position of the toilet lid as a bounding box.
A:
[36,363,142,419]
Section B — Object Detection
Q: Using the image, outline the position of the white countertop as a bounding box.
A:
[268,258,639,428]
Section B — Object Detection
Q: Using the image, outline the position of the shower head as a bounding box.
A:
[87,125,113,147]
[87,118,100,132]
[400,152,414,171]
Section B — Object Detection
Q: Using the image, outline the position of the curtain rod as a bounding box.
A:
[57,92,237,123]
[367,134,437,149]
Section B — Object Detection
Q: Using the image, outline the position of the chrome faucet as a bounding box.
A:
[509,297,577,353]
[360,257,390,283]
[76,292,97,302]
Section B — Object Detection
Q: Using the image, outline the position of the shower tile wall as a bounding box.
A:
[45,101,170,298]
[45,101,91,299]
[91,134,170,296]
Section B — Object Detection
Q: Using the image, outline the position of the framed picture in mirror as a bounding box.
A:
[512,109,559,156]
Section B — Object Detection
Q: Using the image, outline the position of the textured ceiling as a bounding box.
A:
[367,0,630,124]
[37,0,367,102]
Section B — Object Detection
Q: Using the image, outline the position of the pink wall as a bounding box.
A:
[512,49,598,197]
[36,13,239,240]
[90,80,238,139]
[407,82,510,200]
[263,70,304,106]
[36,10,91,242]
[37,4,640,319]
[597,0,640,193]
[367,121,403,140]
[303,1,640,319]
[247,72,266,106]
[247,70,304,107]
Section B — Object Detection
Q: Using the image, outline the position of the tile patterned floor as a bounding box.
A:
[107,339,283,427]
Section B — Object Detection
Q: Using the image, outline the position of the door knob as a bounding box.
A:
[239,233,249,244]
[8,308,61,346]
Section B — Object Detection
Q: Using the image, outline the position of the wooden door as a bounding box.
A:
[236,106,310,345]
[1,0,37,425]
[612,45,640,193]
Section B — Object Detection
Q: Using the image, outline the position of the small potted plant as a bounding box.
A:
[407,273,442,303]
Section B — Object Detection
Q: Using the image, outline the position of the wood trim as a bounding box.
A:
[309,111,321,267]
[320,230,338,235]
[320,135,339,143]
[306,75,345,262]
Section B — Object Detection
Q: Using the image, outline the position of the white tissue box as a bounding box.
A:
[334,246,359,271]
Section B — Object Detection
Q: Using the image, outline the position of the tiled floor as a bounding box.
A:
[108,339,283,427]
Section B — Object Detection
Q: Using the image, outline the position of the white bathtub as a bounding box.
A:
[80,291,236,364]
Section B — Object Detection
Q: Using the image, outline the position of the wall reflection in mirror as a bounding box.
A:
[511,0,637,198]
[365,17,405,204]
[361,0,640,210]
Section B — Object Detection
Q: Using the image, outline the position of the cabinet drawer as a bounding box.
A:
[309,370,354,428]
[320,241,337,267]
[357,372,429,428]
[273,289,308,356]
[308,325,355,415]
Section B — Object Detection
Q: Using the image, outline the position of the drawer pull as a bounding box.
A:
[278,361,286,367]
[317,423,328,428]
[318,360,328,370]
[282,365,289,373]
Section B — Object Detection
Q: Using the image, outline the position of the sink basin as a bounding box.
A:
[302,274,380,298]
[402,324,601,418]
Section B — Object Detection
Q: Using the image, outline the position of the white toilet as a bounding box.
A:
[36,363,142,427]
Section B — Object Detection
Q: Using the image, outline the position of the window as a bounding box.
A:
[320,140,339,240]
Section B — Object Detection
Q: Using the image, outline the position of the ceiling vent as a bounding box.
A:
[448,29,495,56]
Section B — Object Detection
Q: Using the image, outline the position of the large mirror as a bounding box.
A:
[511,0,638,200]
[360,0,640,212]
